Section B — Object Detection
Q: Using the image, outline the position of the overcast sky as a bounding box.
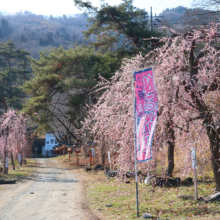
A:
[1,0,194,17]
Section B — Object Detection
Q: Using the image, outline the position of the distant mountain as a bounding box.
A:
[159,6,188,24]
[0,12,89,59]
[163,6,187,15]
[158,6,219,27]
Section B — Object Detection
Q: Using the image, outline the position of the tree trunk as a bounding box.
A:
[2,96,7,111]
[188,35,220,191]
[101,152,105,166]
[3,150,8,174]
[166,140,175,177]
[166,119,175,177]
[207,123,220,191]
[3,133,9,174]
[82,145,90,158]
[100,140,106,166]
[10,152,15,170]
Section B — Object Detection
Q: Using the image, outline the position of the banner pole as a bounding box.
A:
[132,71,139,217]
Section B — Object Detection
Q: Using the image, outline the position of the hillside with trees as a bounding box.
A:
[0,12,89,59]
[155,6,220,32]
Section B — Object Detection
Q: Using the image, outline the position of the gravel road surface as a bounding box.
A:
[0,158,97,220]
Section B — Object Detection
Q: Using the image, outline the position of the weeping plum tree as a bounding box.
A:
[82,24,220,190]
[144,25,220,189]
[81,56,159,176]
[81,55,176,177]
[0,109,29,174]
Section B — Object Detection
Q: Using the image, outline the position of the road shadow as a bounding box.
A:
[23,176,79,183]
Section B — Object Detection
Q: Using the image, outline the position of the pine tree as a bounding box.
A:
[0,40,31,113]
[74,0,161,55]
[22,46,120,142]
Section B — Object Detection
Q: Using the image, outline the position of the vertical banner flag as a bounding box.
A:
[134,68,158,162]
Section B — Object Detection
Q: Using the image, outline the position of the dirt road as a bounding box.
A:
[0,158,98,220]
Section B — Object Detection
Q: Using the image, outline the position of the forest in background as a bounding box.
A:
[0,6,217,60]
[0,11,89,59]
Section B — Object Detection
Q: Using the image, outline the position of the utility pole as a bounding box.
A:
[149,6,164,31]
[151,6,153,31]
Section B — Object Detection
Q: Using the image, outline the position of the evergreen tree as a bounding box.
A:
[0,40,31,113]
[22,46,120,142]
[74,0,161,55]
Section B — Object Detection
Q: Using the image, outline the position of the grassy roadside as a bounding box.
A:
[55,153,220,220]
[86,172,220,220]
[0,158,38,181]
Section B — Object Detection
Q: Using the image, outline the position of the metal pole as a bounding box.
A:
[132,71,139,217]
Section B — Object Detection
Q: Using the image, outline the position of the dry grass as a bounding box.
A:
[0,158,38,181]
[56,151,220,220]
[85,172,220,220]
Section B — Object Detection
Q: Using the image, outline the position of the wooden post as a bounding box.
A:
[194,167,198,200]
[77,153,79,166]
[191,147,198,200]
[74,144,81,166]
[5,157,9,174]
[108,151,111,170]
[91,147,95,165]
[18,154,22,166]
[90,150,92,164]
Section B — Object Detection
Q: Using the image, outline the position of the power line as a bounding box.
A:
[154,0,165,11]
[169,0,186,9]
[149,6,165,31]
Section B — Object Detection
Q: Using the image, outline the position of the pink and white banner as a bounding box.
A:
[134,68,158,162]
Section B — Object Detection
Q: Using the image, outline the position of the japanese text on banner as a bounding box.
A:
[134,68,158,162]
